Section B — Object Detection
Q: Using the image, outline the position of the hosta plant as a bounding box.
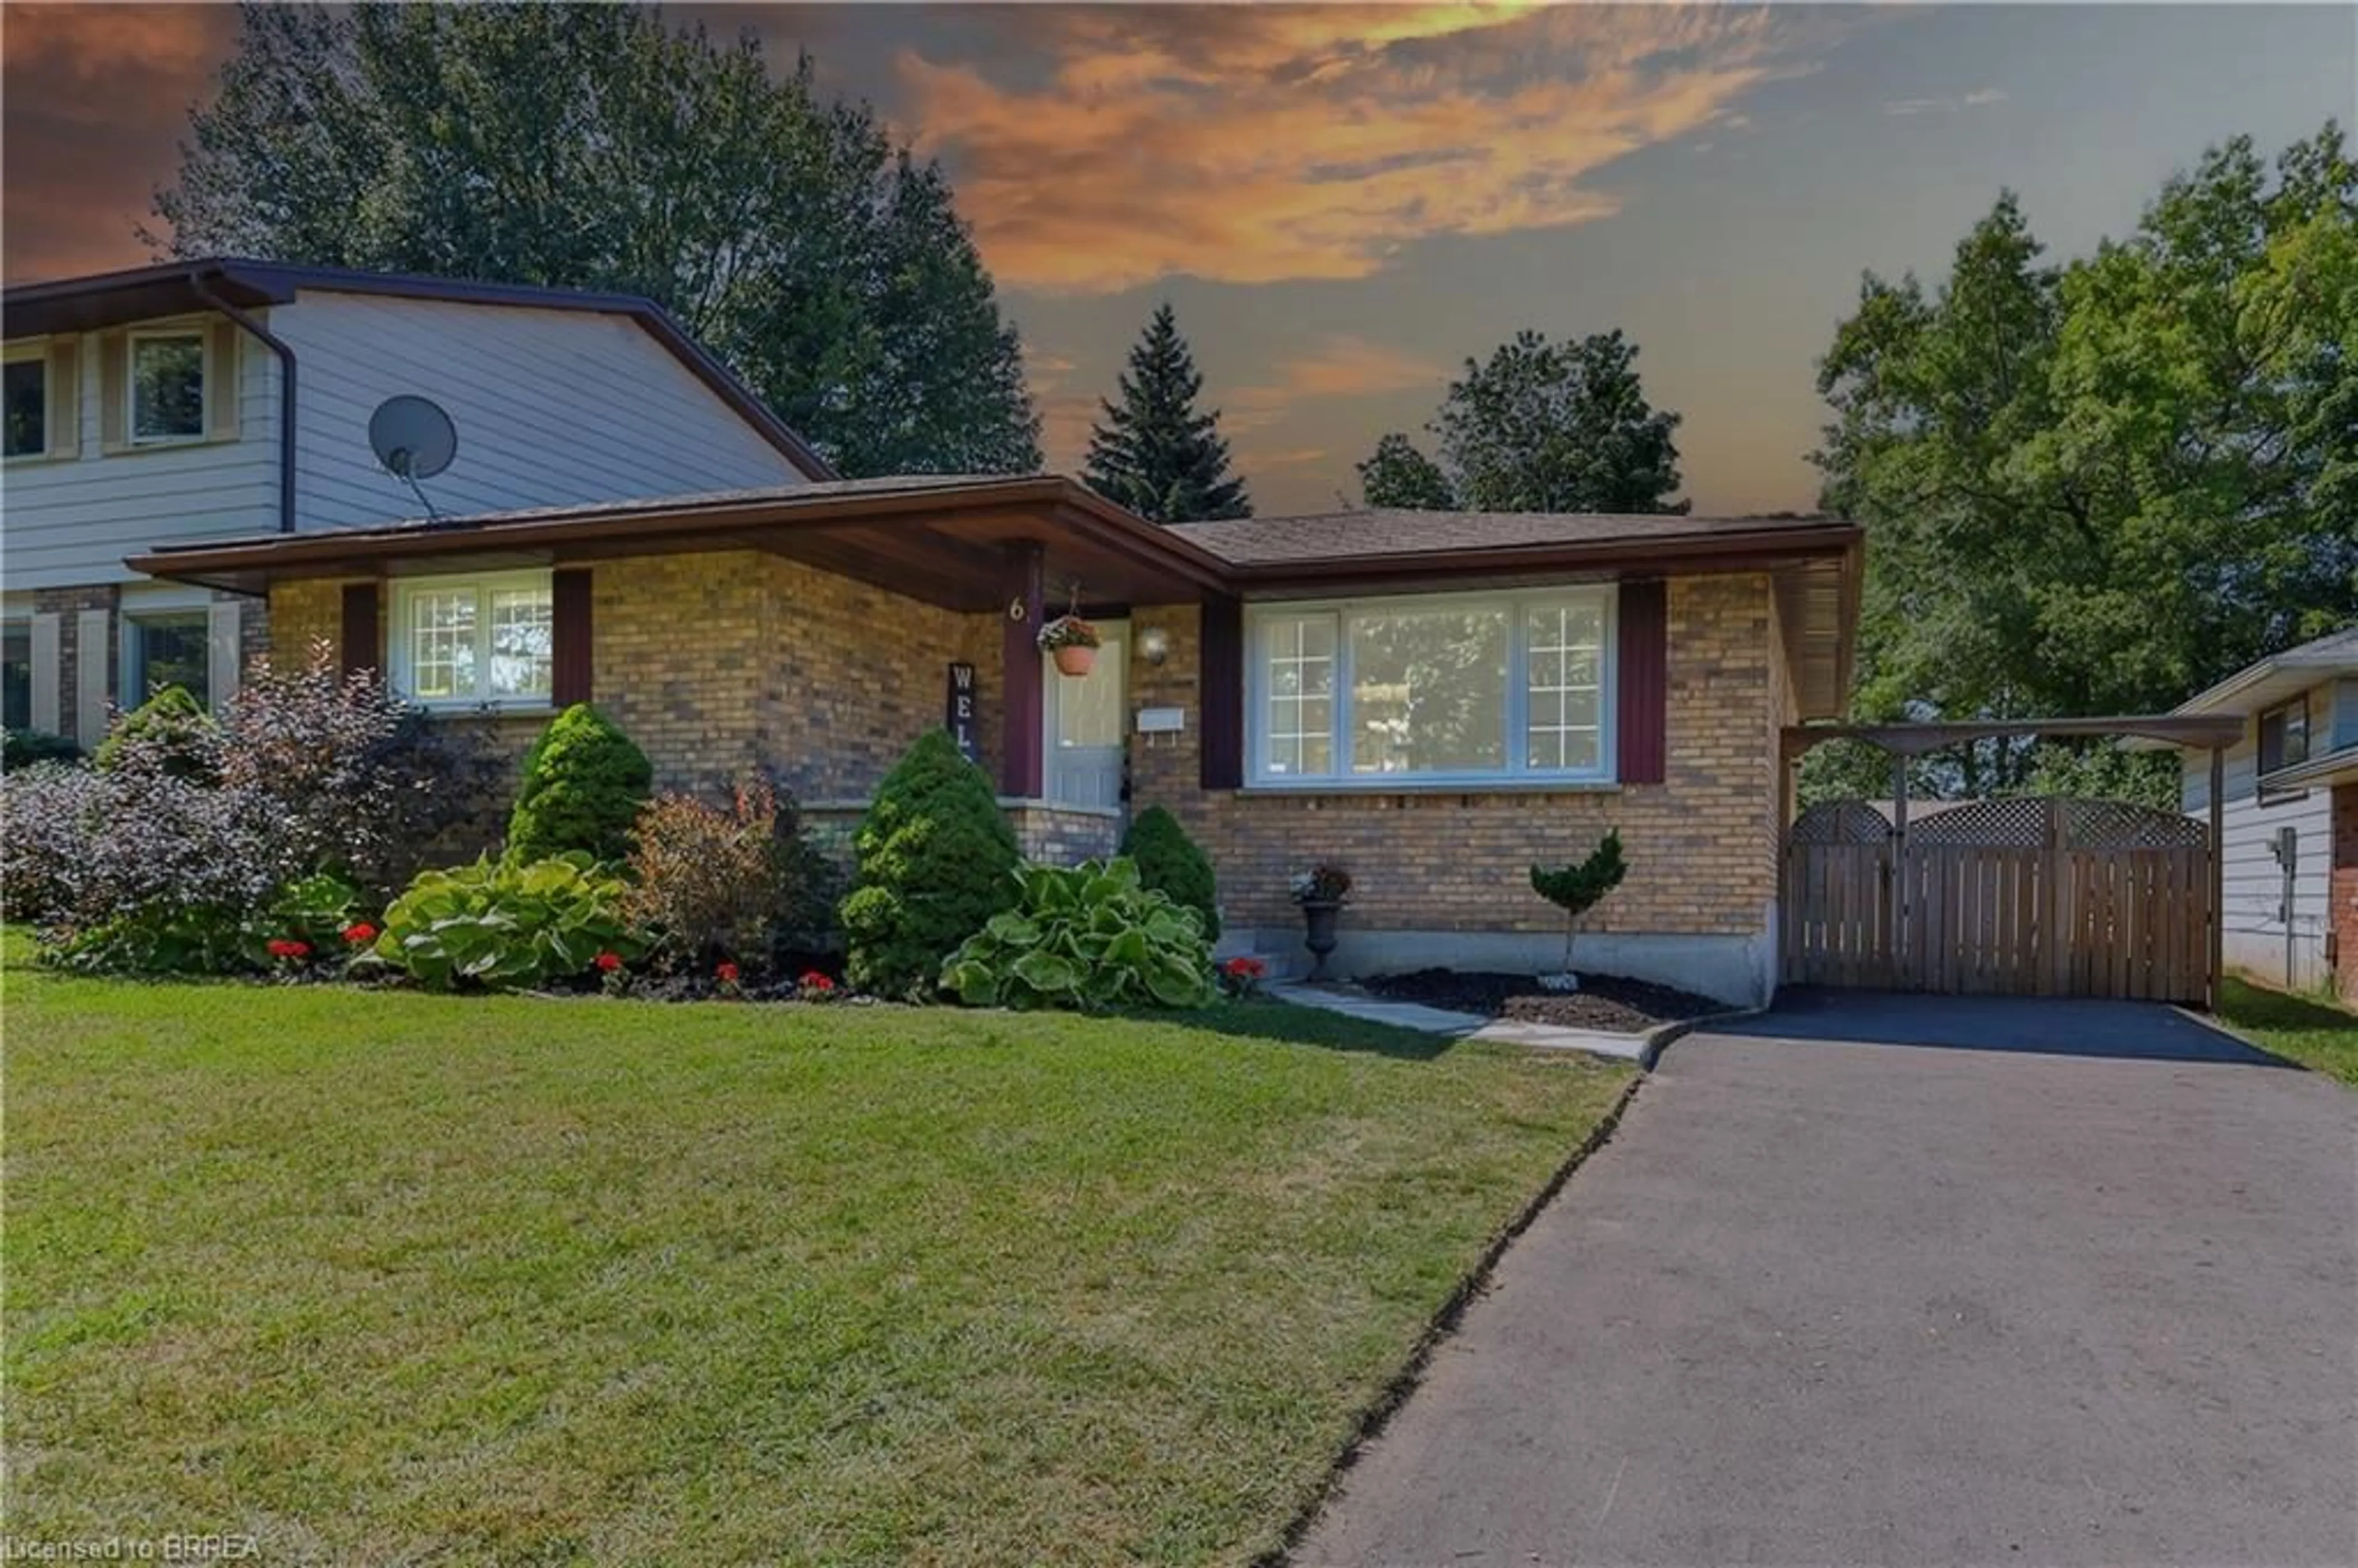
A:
[941,857,1215,1012]
[373,852,643,992]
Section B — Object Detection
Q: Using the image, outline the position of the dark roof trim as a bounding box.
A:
[2,257,836,481]
[1221,521,1862,587]
[126,475,1237,594]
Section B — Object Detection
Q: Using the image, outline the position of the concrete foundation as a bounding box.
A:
[1231,924,1776,1008]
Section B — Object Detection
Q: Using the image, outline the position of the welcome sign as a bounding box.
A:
[945,662,980,763]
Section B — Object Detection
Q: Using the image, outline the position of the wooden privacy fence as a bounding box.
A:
[1781,797,2214,1002]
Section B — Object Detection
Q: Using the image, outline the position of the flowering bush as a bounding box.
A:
[796,970,839,1003]
[373,853,644,992]
[1,642,487,976]
[622,780,837,974]
[1218,955,1267,999]
[1290,864,1353,905]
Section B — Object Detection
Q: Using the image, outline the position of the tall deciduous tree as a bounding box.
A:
[149,2,1041,477]
[1084,304,1250,524]
[1809,123,2358,804]
[1355,329,1685,513]
[1356,432,1457,509]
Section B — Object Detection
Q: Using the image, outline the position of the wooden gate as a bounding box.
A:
[1780,798,2214,1002]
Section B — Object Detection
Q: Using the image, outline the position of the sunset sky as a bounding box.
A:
[5,3,2352,515]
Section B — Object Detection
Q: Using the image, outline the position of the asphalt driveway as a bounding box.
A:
[1297,993,2358,1567]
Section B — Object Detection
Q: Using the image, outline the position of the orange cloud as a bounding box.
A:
[1225,335,1451,432]
[901,4,1837,293]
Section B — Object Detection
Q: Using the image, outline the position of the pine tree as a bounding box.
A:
[1084,305,1251,523]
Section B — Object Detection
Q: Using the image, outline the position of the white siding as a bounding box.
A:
[274,292,804,530]
[2181,696,2335,990]
[1,329,278,591]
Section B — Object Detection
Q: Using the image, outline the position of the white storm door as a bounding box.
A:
[1043,621,1125,810]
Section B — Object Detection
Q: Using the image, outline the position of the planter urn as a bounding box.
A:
[1051,644,1097,678]
[1299,899,1342,980]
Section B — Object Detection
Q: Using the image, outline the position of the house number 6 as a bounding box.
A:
[1008,599,1028,622]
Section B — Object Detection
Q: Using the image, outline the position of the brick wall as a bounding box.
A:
[2333,783,2358,1006]
[1128,573,1788,939]
[272,550,1002,812]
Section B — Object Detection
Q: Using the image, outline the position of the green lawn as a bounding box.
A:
[2,956,1631,1566]
[2219,976,2358,1087]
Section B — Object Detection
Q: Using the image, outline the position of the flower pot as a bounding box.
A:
[1051,644,1097,677]
[1300,899,1342,980]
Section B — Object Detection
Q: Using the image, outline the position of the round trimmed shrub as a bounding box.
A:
[95,684,218,781]
[1118,804,1219,941]
[839,728,1019,998]
[505,703,653,866]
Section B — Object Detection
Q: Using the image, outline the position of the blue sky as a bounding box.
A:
[7,4,2352,514]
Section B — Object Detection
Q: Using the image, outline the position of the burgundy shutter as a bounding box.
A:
[1616,578,1667,785]
[551,569,593,707]
[340,583,379,680]
[1200,594,1243,790]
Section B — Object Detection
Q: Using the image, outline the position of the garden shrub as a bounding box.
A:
[1530,828,1628,976]
[95,685,218,781]
[220,641,500,893]
[506,704,653,866]
[942,858,1214,1012]
[3,761,292,969]
[373,852,642,992]
[839,728,1018,998]
[623,779,836,972]
[1118,805,1220,941]
[1,640,492,972]
[2,727,80,770]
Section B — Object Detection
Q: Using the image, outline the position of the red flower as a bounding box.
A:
[800,971,836,992]
[266,939,311,961]
[715,961,741,985]
[1223,956,1267,978]
[594,951,624,973]
[341,922,378,945]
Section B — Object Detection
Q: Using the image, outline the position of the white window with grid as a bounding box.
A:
[1247,586,1616,787]
[390,572,553,708]
[1261,612,1336,777]
[1523,597,1606,772]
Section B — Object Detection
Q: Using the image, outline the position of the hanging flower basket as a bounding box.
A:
[1038,613,1100,677]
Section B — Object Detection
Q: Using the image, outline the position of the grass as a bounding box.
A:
[1,955,1631,1566]
[2217,976,2358,1087]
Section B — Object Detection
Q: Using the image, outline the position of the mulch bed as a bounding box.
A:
[1357,969,1726,1034]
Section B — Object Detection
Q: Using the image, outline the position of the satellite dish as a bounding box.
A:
[368,395,458,480]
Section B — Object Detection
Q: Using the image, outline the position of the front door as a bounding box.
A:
[1044,620,1125,810]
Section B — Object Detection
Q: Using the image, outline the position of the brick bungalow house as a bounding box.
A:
[127,475,1861,1005]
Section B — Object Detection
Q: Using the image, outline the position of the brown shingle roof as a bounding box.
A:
[1168,508,1846,565]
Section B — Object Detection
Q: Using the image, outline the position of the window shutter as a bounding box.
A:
[1199,594,1243,791]
[74,608,111,748]
[28,613,61,735]
[206,320,241,443]
[96,330,126,452]
[207,600,243,710]
[45,338,78,458]
[1616,578,1668,785]
[551,569,593,707]
[340,583,379,680]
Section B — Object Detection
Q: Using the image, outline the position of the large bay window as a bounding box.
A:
[1248,586,1615,786]
[389,571,554,708]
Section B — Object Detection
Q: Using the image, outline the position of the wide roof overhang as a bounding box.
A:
[126,476,1866,713]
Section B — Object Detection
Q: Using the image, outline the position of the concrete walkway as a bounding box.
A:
[1296,993,2358,1567]
[1268,982,1649,1060]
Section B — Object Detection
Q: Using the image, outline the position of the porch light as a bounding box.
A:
[1138,626,1171,666]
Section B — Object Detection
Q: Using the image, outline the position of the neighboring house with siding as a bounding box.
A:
[2,258,828,745]
[2158,626,2358,1002]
